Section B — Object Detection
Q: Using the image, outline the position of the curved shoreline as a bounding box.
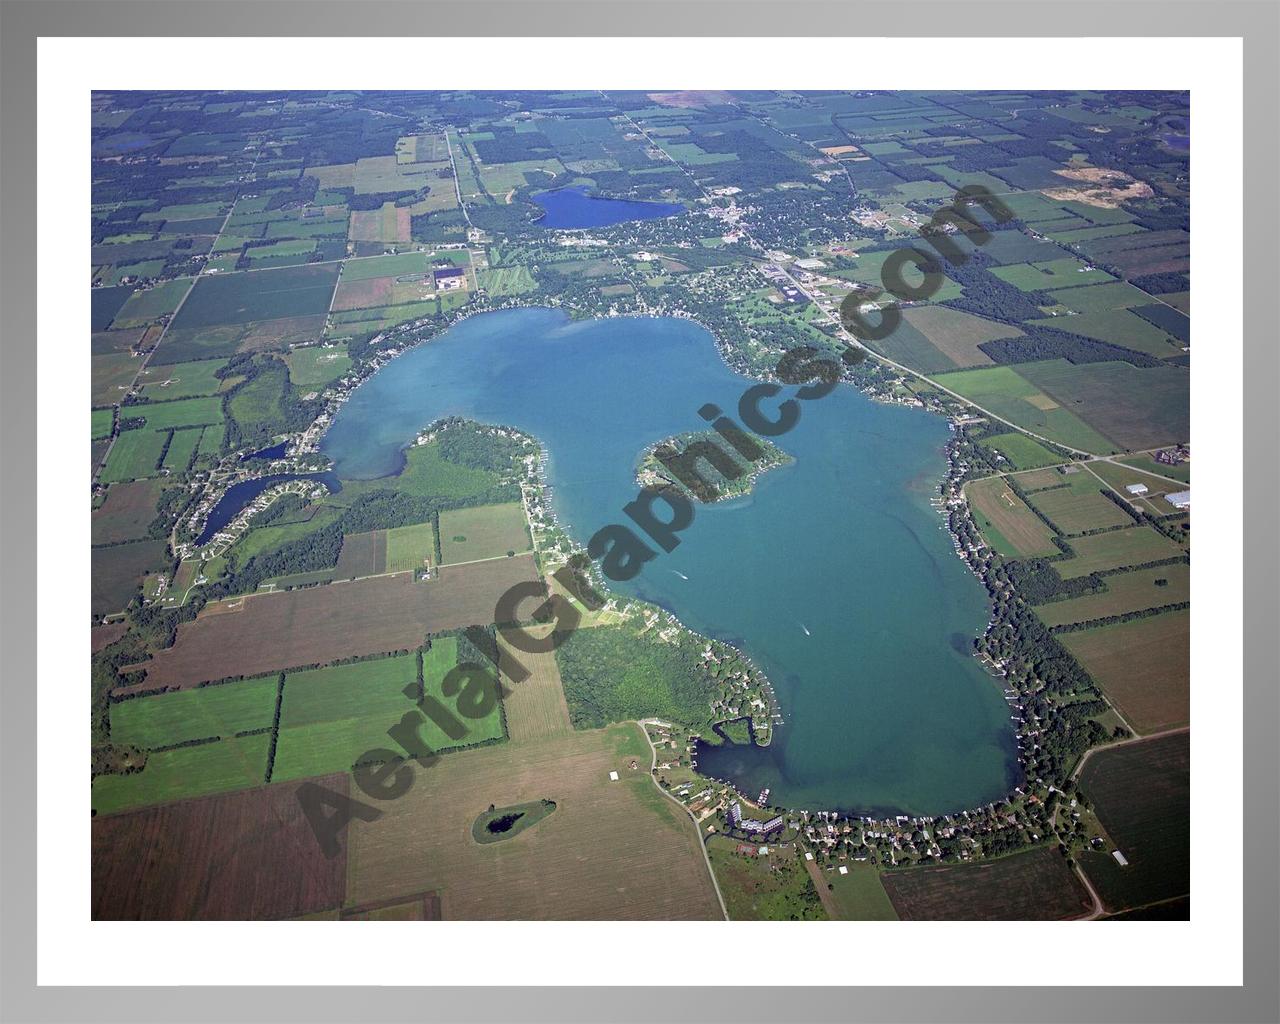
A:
[197,300,1023,829]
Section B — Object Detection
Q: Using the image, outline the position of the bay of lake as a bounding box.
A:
[531,186,685,229]
[321,307,1018,815]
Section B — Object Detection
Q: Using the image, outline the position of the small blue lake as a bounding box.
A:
[532,186,685,229]
[196,472,340,545]
[240,441,290,462]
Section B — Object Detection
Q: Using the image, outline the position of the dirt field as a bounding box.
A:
[333,529,386,578]
[92,479,165,545]
[901,305,1019,367]
[966,476,1059,558]
[233,315,329,355]
[331,276,395,311]
[1060,610,1189,733]
[91,621,129,653]
[881,845,1092,920]
[123,554,540,692]
[348,204,411,244]
[1078,731,1189,913]
[92,539,170,618]
[345,724,722,920]
[497,629,573,742]
[1016,467,1070,491]
[92,774,348,919]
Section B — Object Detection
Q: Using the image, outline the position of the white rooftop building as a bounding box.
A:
[1125,483,1149,495]
[1165,490,1192,509]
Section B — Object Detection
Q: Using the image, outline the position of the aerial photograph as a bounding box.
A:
[88,89,1190,922]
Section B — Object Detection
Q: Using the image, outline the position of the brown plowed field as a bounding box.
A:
[92,773,348,919]
[121,554,540,692]
[345,724,721,920]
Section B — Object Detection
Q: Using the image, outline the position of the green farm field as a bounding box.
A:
[966,475,1059,558]
[1015,359,1189,452]
[933,365,1118,454]
[336,442,513,505]
[100,429,168,483]
[990,257,1114,292]
[1118,452,1190,484]
[285,345,351,387]
[980,431,1061,470]
[91,353,140,408]
[385,521,437,573]
[271,642,503,783]
[1086,459,1185,500]
[827,861,899,920]
[1034,564,1189,628]
[439,502,531,564]
[110,675,280,749]
[111,279,193,328]
[899,305,1016,368]
[1029,309,1182,358]
[162,428,202,472]
[1026,473,1135,534]
[170,264,340,330]
[92,734,271,815]
[131,396,223,432]
[1056,525,1185,577]
[91,408,114,440]
[140,358,228,400]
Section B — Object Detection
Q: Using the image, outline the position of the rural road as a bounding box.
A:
[1070,724,1190,783]
[636,719,730,921]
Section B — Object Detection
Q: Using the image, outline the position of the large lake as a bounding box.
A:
[322,307,1018,815]
[532,186,685,229]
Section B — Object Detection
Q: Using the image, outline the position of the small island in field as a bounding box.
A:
[636,430,793,503]
[471,799,558,845]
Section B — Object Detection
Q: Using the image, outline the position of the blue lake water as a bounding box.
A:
[196,472,340,545]
[321,307,1018,815]
[532,186,685,229]
[240,441,290,462]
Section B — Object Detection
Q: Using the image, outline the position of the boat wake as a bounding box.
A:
[671,570,689,581]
